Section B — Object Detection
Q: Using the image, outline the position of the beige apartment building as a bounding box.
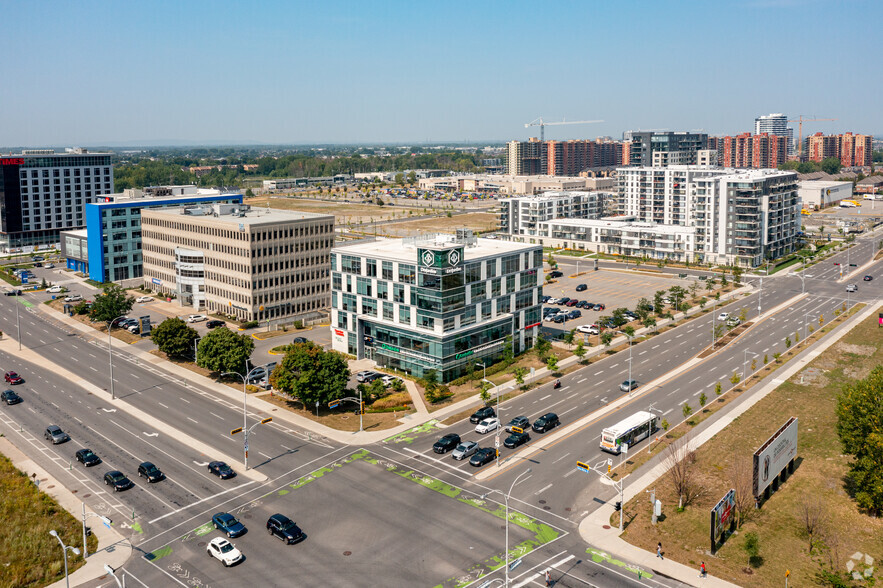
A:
[141,203,334,325]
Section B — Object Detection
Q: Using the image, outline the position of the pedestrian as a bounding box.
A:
[657,542,663,559]
[699,561,706,578]
[545,569,552,586]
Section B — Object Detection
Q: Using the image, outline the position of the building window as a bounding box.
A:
[356,277,372,297]
[393,284,405,303]
[383,302,394,321]
[481,301,492,321]
[470,282,486,302]
[398,264,415,284]
[381,261,393,280]
[338,311,348,329]
[366,259,377,277]
[491,278,501,298]
[377,280,388,300]
[398,306,411,324]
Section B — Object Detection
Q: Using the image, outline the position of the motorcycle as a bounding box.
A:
[554,380,561,389]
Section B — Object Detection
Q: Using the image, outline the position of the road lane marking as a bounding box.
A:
[148,480,257,524]
[401,447,469,474]
[157,402,169,409]
[662,408,673,415]
[534,483,553,495]
[179,397,191,404]
[594,370,603,376]
[209,412,225,420]
[577,378,587,384]
[552,452,571,464]
[186,417,198,423]
[540,394,551,401]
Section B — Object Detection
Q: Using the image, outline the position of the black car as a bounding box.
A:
[551,314,566,323]
[540,295,552,303]
[1,389,22,405]
[505,415,530,432]
[557,297,571,306]
[75,448,101,466]
[208,461,236,479]
[532,413,560,433]
[432,433,461,454]
[206,320,226,329]
[103,470,134,492]
[504,431,531,449]
[266,513,304,544]
[469,406,496,424]
[549,271,563,278]
[577,301,591,309]
[292,336,308,344]
[566,310,581,320]
[864,275,874,281]
[575,284,587,292]
[469,447,497,467]
[137,461,164,483]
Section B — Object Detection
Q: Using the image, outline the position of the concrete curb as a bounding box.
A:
[0,436,132,588]
[576,299,882,588]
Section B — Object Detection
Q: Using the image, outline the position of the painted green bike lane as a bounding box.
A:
[146,448,563,588]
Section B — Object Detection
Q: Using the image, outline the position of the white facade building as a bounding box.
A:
[754,113,795,155]
[498,191,612,237]
[798,180,853,209]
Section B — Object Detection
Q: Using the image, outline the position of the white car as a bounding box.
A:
[544,313,561,322]
[44,263,55,268]
[64,294,83,302]
[136,296,153,303]
[726,317,741,327]
[206,537,243,567]
[546,298,560,305]
[717,312,730,321]
[846,284,857,293]
[475,417,500,434]
[47,286,63,293]
[381,375,400,387]
[187,314,208,323]
[577,324,599,335]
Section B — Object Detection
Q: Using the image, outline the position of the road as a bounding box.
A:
[0,230,878,587]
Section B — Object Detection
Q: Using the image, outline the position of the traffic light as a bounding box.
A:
[614,501,622,512]
[230,427,243,435]
[260,417,273,425]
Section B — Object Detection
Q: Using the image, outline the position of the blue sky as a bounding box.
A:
[1,0,879,146]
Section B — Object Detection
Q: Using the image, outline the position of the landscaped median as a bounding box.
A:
[613,303,881,588]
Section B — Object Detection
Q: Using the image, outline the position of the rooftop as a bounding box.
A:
[145,204,333,225]
[797,180,853,188]
[332,235,537,261]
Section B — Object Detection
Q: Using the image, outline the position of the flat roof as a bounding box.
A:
[797,180,852,188]
[333,236,538,262]
[60,228,88,237]
[145,205,333,225]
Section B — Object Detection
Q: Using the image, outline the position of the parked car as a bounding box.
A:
[620,379,639,392]
[557,297,571,306]
[381,375,401,387]
[103,470,134,492]
[206,537,243,567]
[356,370,376,383]
[64,294,83,302]
[4,371,24,385]
[44,263,55,268]
[469,447,497,467]
[566,310,582,320]
[575,284,587,292]
[546,297,561,305]
[212,512,247,538]
[577,301,591,309]
[208,461,236,479]
[504,431,531,449]
[135,296,153,303]
[549,271,563,278]
[433,433,461,454]
[505,415,530,433]
[565,299,579,307]
[187,314,208,323]
[292,336,308,343]
[33,262,42,267]
[717,312,730,321]
[593,304,605,311]
[44,425,70,444]
[532,413,560,433]
[577,324,599,335]
[137,461,164,483]
[544,313,561,322]
[551,314,566,323]
[1,389,22,405]
[451,440,479,460]
[540,295,552,303]
[469,406,496,424]
[47,285,63,293]
[75,448,101,466]
[475,417,501,434]
[266,513,304,544]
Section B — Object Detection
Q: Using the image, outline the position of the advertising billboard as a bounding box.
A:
[753,417,798,498]
[710,488,735,551]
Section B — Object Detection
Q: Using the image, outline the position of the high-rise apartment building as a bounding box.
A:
[0,148,114,251]
[754,113,794,154]
[507,138,547,175]
[625,132,709,166]
[718,133,788,169]
[805,132,873,167]
[507,139,624,176]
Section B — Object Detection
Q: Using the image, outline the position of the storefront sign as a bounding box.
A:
[0,158,24,165]
[377,342,441,365]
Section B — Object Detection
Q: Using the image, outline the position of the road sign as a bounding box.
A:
[244,440,249,452]
[607,458,613,466]
[494,437,500,448]
[511,426,524,434]
[576,461,590,473]
[328,400,340,409]
[621,442,629,454]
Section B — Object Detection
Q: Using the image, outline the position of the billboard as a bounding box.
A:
[710,488,735,551]
[753,417,798,497]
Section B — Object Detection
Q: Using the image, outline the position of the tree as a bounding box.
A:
[794,330,800,344]
[407,171,417,185]
[764,354,769,364]
[653,290,666,314]
[534,335,551,359]
[89,284,134,323]
[798,495,828,553]
[270,341,350,407]
[573,340,587,363]
[665,436,696,509]
[820,157,842,175]
[502,335,514,364]
[545,354,559,373]
[750,358,757,372]
[729,456,754,529]
[563,328,576,346]
[682,403,693,420]
[621,325,635,340]
[720,271,728,287]
[715,381,722,397]
[730,371,741,385]
[636,297,653,317]
[743,531,762,568]
[642,316,657,332]
[196,326,255,375]
[732,265,744,285]
[513,366,527,388]
[668,285,689,310]
[836,365,883,514]
[395,173,405,186]
[688,281,700,301]
[245,188,255,198]
[713,323,725,345]
[773,352,781,363]
[479,380,492,404]
[151,317,198,359]
[739,307,748,323]
[600,331,614,347]
[699,392,707,408]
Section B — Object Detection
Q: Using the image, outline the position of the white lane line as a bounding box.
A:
[577,378,587,384]
[552,452,571,464]
[280,444,294,452]
[534,483,553,495]
[594,370,603,376]
[639,350,647,355]
[662,408,673,415]
[89,366,98,372]
[179,397,191,404]
[148,480,257,524]
[540,394,551,401]
[652,344,660,349]
[564,469,578,478]
[157,402,169,409]
[401,447,469,475]
[209,412,225,420]
[186,417,198,424]
[559,406,578,416]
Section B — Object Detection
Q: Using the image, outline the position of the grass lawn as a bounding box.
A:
[0,451,97,588]
[619,305,883,587]
[246,196,415,223]
[380,212,499,237]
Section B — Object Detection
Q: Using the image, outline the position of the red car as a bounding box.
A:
[4,371,24,385]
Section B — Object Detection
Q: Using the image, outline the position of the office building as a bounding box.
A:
[0,148,113,251]
[625,132,708,166]
[805,132,873,167]
[499,191,611,237]
[79,186,242,283]
[754,113,794,154]
[330,232,543,382]
[718,133,789,169]
[798,180,853,209]
[141,203,334,325]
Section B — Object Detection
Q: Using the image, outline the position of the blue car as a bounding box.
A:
[212,512,247,538]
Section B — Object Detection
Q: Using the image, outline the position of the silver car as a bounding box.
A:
[451,441,478,460]
[44,425,70,444]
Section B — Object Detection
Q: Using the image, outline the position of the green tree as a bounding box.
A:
[395,173,405,186]
[545,354,559,373]
[715,381,722,397]
[653,290,666,313]
[534,335,551,359]
[682,403,693,419]
[563,328,576,346]
[245,188,255,198]
[479,380,492,404]
[643,316,657,332]
[600,331,614,347]
[732,265,744,285]
[573,340,587,363]
[699,392,707,408]
[836,365,883,514]
[764,354,769,364]
[196,326,255,375]
[407,171,417,185]
[730,371,741,385]
[89,284,134,323]
[668,285,689,310]
[151,317,198,359]
[743,531,762,568]
[661,418,670,431]
[785,336,792,349]
[773,352,781,363]
[720,271,728,287]
[621,325,635,340]
[820,157,842,175]
[502,335,514,364]
[739,307,748,323]
[270,341,350,407]
[513,366,527,388]
[751,358,757,372]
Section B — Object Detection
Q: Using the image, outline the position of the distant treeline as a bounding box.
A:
[113,148,487,190]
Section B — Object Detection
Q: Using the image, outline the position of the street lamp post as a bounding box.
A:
[107,315,129,401]
[223,363,273,471]
[81,503,112,558]
[481,467,532,587]
[15,290,21,351]
[49,530,80,588]
[742,349,759,381]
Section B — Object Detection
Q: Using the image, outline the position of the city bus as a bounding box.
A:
[600,411,658,454]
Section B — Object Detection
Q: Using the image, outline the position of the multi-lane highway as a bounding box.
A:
[0,230,878,587]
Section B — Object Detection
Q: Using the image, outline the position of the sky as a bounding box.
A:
[1,0,880,147]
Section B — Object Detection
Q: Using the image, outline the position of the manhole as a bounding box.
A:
[71,490,78,494]
[197,541,206,547]
[243,514,252,519]
[543,506,551,510]
[565,507,572,512]
[343,551,352,556]
[47,485,55,489]
[539,500,546,504]
[83,493,91,498]
[602,525,611,529]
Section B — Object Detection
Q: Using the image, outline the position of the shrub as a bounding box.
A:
[293,320,304,330]
[242,320,259,329]
[373,392,412,409]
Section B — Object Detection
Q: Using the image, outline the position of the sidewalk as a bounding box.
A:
[577,297,881,588]
[0,436,131,588]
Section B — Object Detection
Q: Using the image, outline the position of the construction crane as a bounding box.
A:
[788,115,837,159]
[524,117,604,141]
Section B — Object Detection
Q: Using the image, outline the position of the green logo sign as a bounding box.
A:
[455,350,473,359]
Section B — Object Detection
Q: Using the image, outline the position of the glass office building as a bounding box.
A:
[330,232,543,382]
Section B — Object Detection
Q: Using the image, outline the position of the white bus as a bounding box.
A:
[600,411,658,454]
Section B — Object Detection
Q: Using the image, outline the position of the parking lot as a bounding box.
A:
[539,267,697,337]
